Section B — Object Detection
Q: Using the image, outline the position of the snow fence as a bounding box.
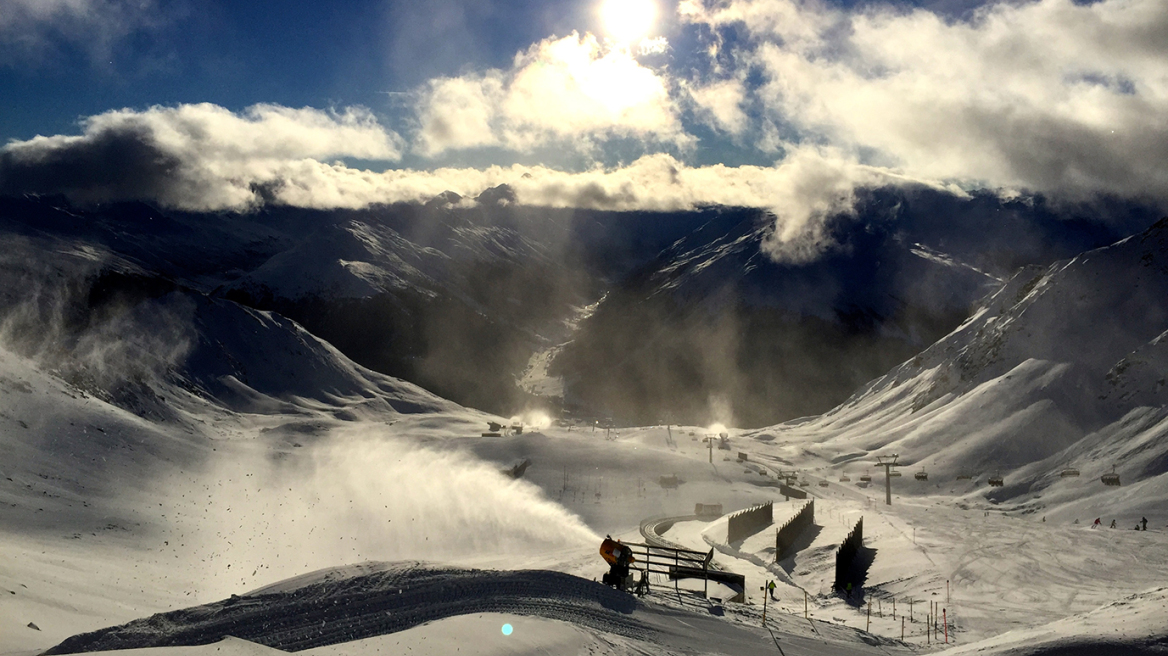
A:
[775,499,814,562]
[726,501,773,544]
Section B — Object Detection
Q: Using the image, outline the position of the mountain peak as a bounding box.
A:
[475,184,516,206]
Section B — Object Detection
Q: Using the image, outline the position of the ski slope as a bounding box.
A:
[4,220,1168,655]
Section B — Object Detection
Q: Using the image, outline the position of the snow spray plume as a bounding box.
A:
[161,431,600,600]
[0,237,194,394]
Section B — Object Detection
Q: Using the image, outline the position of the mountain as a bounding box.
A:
[0,189,1145,425]
[0,227,457,422]
[771,217,1168,517]
[550,188,1137,427]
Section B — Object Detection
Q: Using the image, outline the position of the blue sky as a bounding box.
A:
[0,0,680,143]
[1,0,1166,263]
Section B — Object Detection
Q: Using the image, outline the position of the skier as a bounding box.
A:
[1092,518,1101,528]
[768,580,777,601]
[1141,517,1148,531]
[1110,519,1117,529]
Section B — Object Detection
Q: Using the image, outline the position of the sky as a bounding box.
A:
[1,0,1167,261]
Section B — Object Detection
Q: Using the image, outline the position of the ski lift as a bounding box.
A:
[859,472,872,483]
[889,469,902,477]
[839,474,851,482]
[988,473,1004,487]
[1101,466,1121,486]
[915,468,928,481]
[1059,467,1080,477]
[818,480,830,487]
[956,473,972,480]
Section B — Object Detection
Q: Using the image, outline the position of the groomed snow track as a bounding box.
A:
[43,563,654,654]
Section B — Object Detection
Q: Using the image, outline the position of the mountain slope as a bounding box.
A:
[767,217,1168,517]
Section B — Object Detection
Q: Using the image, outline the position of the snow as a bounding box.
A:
[3,219,1168,656]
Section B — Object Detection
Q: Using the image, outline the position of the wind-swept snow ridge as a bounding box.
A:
[43,562,652,654]
[787,217,1168,505]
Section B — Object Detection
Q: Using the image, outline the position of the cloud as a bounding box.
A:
[0,97,942,261]
[0,0,171,66]
[0,103,404,211]
[414,33,688,156]
[686,78,749,134]
[502,146,941,263]
[681,0,1168,206]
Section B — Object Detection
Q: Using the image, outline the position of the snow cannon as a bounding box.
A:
[600,536,638,591]
[599,537,636,566]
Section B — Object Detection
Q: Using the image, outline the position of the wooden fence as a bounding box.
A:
[775,499,814,561]
[727,501,773,543]
[833,517,864,591]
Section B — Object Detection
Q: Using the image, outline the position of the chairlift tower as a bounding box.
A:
[877,454,899,505]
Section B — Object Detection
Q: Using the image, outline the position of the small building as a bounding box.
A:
[695,503,723,517]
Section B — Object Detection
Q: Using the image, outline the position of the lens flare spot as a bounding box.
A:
[501,623,514,636]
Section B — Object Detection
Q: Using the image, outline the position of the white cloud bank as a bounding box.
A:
[5,0,1168,262]
[414,33,688,156]
[681,0,1168,203]
[0,103,404,211]
[0,99,924,261]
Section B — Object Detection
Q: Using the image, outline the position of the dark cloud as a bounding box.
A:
[0,125,182,204]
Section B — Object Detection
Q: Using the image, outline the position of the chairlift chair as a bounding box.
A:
[915,468,928,481]
[988,473,1004,487]
[859,472,872,483]
[839,474,851,482]
[1060,468,1080,477]
[1101,466,1121,486]
[818,480,830,487]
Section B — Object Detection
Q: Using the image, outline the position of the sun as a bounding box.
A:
[600,0,657,44]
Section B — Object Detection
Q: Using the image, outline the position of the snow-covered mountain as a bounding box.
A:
[0,227,457,424]
[0,190,1143,426]
[4,194,1168,656]
[551,189,1132,426]
[766,217,1168,518]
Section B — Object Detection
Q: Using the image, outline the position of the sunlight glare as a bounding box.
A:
[600,0,657,44]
